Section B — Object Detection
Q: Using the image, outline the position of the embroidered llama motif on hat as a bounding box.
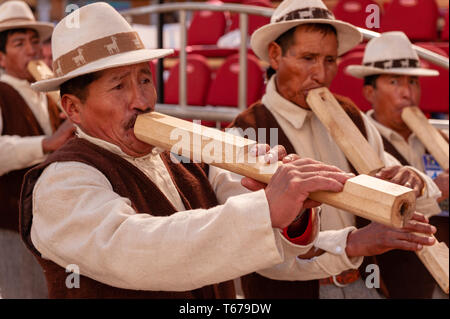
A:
[72,48,86,66]
[132,33,141,47]
[105,36,120,55]
[54,60,63,76]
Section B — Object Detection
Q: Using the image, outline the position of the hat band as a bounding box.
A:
[52,31,145,77]
[275,7,334,23]
[364,58,419,70]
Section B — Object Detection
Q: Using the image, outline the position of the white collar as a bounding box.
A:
[366,109,414,142]
[0,73,31,88]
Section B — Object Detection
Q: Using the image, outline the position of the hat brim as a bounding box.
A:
[0,21,54,41]
[251,19,362,63]
[31,48,174,92]
[345,65,440,78]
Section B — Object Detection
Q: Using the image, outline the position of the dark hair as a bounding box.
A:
[363,74,380,88]
[0,28,38,53]
[266,23,338,80]
[275,23,337,56]
[60,71,103,103]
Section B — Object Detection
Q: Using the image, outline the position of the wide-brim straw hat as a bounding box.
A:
[251,0,362,63]
[0,1,54,41]
[346,31,439,78]
[31,2,173,92]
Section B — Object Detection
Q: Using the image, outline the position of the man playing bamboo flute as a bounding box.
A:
[229,0,441,299]
[346,31,449,298]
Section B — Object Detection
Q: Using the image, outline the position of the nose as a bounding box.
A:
[399,82,413,101]
[129,82,155,112]
[25,39,37,56]
[310,60,326,84]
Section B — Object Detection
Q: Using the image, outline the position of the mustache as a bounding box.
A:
[124,109,152,130]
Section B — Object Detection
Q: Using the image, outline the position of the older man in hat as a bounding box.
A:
[229,0,441,299]
[16,1,396,299]
[0,0,75,298]
[346,31,449,298]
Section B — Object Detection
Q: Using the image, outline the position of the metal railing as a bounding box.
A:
[121,2,449,124]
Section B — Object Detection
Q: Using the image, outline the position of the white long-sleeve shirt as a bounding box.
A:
[31,127,362,292]
[0,74,51,176]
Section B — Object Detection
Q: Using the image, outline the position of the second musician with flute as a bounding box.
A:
[347,31,449,298]
[230,0,442,299]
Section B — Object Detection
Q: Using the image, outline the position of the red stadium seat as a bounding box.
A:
[187,1,228,45]
[206,53,265,107]
[381,0,439,41]
[164,54,212,106]
[228,0,272,35]
[442,10,449,41]
[415,43,449,114]
[332,0,381,31]
[329,51,371,111]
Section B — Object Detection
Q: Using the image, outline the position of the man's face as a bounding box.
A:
[0,29,41,81]
[269,26,338,108]
[64,63,157,157]
[364,74,421,132]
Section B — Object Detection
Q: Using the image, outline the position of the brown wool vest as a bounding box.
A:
[229,94,367,299]
[0,81,62,231]
[20,137,235,299]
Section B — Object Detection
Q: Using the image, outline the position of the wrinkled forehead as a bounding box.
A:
[92,62,152,83]
[289,25,338,54]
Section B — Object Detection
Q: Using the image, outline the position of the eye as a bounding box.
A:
[389,79,398,85]
[113,83,123,90]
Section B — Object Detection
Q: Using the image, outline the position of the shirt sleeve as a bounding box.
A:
[31,161,290,292]
[256,226,363,281]
[209,164,317,246]
[209,165,364,280]
[0,107,47,176]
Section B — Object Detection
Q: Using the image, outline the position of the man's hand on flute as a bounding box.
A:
[240,147,354,229]
[345,212,436,257]
[434,169,449,202]
[375,165,425,197]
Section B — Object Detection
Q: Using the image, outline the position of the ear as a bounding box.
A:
[268,41,282,71]
[363,85,375,105]
[61,94,83,125]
